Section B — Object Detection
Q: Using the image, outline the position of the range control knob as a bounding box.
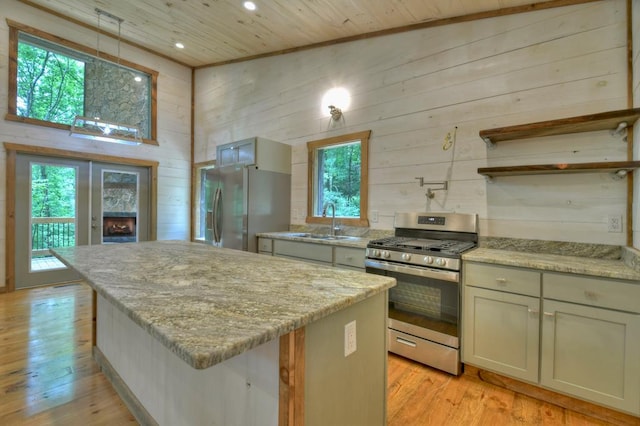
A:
[424,256,434,264]
[371,249,380,257]
[382,250,391,259]
[401,253,411,261]
[435,258,446,267]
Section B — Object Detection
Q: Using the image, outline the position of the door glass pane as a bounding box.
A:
[30,163,77,272]
[102,170,139,243]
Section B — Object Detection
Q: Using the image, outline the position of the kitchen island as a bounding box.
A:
[53,240,396,426]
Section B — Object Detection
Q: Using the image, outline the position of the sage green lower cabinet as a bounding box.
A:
[541,273,640,415]
[334,246,365,271]
[258,238,273,254]
[272,239,333,265]
[260,237,365,270]
[463,261,640,416]
[463,262,541,382]
[463,286,540,383]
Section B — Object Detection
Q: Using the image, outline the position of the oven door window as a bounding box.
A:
[368,267,459,338]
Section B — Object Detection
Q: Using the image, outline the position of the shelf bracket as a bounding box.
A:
[611,169,629,180]
[609,122,628,141]
[483,175,494,183]
[482,137,495,149]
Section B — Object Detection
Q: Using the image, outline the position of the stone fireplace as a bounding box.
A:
[103,212,137,243]
[101,170,139,243]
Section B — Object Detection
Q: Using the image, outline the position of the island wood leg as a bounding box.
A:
[279,327,305,426]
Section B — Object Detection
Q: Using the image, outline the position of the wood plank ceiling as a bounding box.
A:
[19,0,595,68]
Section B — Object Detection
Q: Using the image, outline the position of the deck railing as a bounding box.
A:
[31,217,76,256]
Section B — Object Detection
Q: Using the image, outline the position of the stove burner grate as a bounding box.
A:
[368,236,475,255]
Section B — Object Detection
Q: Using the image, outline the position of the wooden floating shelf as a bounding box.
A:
[478,161,640,179]
[480,108,640,145]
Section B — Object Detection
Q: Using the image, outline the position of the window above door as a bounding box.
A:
[6,20,159,145]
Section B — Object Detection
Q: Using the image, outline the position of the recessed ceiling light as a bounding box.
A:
[175,42,185,49]
[243,1,256,11]
[134,76,142,82]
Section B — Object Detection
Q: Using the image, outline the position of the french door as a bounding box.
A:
[14,154,150,289]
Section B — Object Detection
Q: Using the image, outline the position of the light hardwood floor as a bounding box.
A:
[0,283,634,425]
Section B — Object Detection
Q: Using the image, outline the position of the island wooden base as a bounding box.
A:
[464,365,640,426]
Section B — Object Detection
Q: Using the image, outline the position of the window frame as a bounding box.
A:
[6,20,159,146]
[191,160,216,242]
[306,130,371,227]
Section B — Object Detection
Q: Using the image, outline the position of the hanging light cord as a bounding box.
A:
[96,11,101,58]
[117,18,121,65]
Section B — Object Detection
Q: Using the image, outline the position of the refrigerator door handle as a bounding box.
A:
[212,187,222,243]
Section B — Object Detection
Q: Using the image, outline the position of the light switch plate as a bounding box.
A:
[344,320,356,357]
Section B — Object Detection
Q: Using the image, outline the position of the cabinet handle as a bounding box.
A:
[528,308,539,316]
[396,337,417,348]
[495,277,507,285]
[584,290,598,299]
[543,312,555,318]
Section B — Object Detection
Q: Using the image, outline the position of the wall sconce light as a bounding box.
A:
[322,87,351,125]
[328,105,342,121]
[70,116,142,145]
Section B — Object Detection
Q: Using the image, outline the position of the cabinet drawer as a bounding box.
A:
[544,273,640,313]
[273,240,332,263]
[335,247,365,269]
[464,262,540,297]
[258,238,272,253]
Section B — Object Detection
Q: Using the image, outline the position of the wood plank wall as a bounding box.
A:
[194,0,631,246]
[0,2,193,291]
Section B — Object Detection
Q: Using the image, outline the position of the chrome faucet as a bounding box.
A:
[322,202,337,236]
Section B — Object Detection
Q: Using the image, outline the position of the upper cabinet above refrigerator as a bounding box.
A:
[216,137,291,174]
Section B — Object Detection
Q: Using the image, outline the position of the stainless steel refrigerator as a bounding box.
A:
[202,164,291,252]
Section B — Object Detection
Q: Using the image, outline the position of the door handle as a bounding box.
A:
[212,187,222,243]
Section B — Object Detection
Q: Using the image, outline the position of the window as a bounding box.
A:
[7,20,158,144]
[307,130,371,227]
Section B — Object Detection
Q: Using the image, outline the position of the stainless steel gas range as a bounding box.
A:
[365,212,478,375]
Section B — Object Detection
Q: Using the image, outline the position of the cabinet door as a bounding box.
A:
[541,300,640,415]
[334,247,365,270]
[463,286,540,383]
[258,238,273,254]
[217,139,256,167]
[273,240,333,265]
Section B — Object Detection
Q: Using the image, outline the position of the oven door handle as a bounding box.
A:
[365,259,459,282]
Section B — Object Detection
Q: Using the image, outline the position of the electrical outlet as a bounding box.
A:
[607,215,622,233]
[371,210,379,223]
[344,320,356,357]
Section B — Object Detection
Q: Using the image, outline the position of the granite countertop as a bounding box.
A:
[464,247,640,282]
[53,240,395,370]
